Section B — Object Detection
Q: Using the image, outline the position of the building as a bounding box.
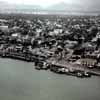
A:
[80,58,97,68]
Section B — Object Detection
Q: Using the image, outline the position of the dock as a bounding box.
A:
[46,58,100,76]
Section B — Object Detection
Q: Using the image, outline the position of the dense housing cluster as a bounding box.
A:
[0,14,100,77]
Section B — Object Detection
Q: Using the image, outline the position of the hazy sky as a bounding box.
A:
[0,0,82,7]
[0,0,100,8]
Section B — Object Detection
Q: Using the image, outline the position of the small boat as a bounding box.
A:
[34,59,49,70]
[84,72,91,77]
[69,69,84,78]
[42,62,49,70]
[76,72,84,78]
[57,68,65,74]
[64,68,70,75]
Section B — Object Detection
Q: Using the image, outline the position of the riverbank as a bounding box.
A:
[34,58,100,78]
[0,49,100,78]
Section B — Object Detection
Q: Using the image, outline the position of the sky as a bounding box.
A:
[0,0,82,7]
[0,0,100,8]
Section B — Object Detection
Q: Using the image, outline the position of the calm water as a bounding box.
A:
[0,58,100,100]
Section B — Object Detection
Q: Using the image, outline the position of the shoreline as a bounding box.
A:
[0,50,100,78]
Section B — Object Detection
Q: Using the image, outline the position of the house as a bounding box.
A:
[80,58,97,68]
[0,25,9,32]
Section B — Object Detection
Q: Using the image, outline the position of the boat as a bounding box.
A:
[69,69,84,78]
[76,72,84,78]
[83,72,91,77]
[56,68,66,74]
[34,59,49,70]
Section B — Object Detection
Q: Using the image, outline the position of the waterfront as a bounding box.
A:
[0,58,100,100]
[0,15,100,77]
